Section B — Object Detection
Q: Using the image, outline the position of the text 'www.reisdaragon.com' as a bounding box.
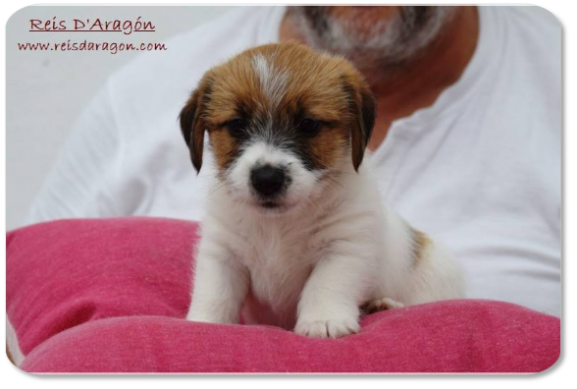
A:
[17,40,168,55]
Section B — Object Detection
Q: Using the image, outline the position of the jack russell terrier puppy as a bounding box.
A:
[180,42,464,338]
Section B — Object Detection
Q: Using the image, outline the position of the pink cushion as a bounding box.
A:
[7,217,560,373]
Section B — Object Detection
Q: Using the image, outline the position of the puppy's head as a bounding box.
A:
[180,43,376,214]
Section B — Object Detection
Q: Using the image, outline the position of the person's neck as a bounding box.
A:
[279,6,479,151]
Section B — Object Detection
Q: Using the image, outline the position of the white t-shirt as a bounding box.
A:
[29,6,561,317]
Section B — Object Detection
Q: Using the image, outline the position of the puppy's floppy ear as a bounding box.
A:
[179,76,213,172]
[343,79,377,171]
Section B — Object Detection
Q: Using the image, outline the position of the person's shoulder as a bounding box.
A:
[500,6,561,41]
[487,6,561,76]
[491,7,561,129]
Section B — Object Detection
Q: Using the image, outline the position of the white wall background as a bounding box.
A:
[6,5,233,230]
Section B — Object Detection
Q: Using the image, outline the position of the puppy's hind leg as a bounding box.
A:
[404,232,465,304]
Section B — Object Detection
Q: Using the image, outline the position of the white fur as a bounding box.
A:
[252,54,287,109]
[226,141,323,212]
[187,149,464,338]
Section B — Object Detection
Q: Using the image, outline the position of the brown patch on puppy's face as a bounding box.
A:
[209,128,241,173]
[179,43,376,213]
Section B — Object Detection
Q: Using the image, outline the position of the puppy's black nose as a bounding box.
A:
[251,165,286,197]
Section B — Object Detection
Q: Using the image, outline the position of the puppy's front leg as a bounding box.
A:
[295,249,372,338]
[186,242,248,324]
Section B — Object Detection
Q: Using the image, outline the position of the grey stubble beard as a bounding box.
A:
[288,6,457,82]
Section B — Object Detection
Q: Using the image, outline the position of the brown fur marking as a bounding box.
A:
[413,229,432,264]
[210,128,241,172]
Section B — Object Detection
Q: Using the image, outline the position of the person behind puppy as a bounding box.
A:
[28,6,561,317]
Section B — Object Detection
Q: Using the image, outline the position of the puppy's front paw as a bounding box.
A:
[295,317,360,338]
[186,310,226,324]
[186,312,210,322]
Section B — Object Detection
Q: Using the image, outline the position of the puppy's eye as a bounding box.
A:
[298,118,322,135]
[226,119,246,136]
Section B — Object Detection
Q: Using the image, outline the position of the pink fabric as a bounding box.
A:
[7,217,198,356]
[7,218,560,373]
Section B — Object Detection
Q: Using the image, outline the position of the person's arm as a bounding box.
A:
[27,82,124,224]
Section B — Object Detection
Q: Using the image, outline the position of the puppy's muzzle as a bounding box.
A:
[250,165,286,198]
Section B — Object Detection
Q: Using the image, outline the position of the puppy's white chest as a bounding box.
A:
[240,224,318,323]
